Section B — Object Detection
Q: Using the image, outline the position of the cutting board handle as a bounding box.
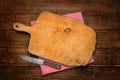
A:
[13,22,31,33]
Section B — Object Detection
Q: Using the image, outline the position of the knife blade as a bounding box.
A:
[19,55,61,70]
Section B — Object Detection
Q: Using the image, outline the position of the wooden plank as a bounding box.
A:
[96,31,120,48]
[0,13,120,30]
[0,14,38,30]
[0,31,120,48]
[81,66,120,80]
[89,66,120,80]
[0,66,120,80]
[0,48,120,66]
[0,66,28,80]
[1,30,120,42]
[0,48,30,66]
[92,48,120,66]
[0,66,88,80]
[0,31,30,41]
[83,13,120,30]
[0,0,119,13]
[24,66,120,80]
[1,0,119,4]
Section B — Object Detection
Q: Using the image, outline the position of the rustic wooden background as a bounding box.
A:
[0,0,120,80]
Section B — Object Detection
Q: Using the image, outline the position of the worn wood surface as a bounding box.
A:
[0,0,120,80]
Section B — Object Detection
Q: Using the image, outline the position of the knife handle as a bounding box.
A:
[44,61,61,70]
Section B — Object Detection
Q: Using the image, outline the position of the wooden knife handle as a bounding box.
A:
[44,61,61,70]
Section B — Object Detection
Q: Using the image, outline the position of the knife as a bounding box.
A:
[19,54,61,70]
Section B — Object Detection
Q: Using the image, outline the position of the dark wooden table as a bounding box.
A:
[0,0,120,80]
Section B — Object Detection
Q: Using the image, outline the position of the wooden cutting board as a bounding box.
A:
[13,11,96,66]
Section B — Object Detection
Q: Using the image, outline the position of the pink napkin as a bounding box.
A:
[30,12,94,76]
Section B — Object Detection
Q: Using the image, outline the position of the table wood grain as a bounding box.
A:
[0,0,120,80]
